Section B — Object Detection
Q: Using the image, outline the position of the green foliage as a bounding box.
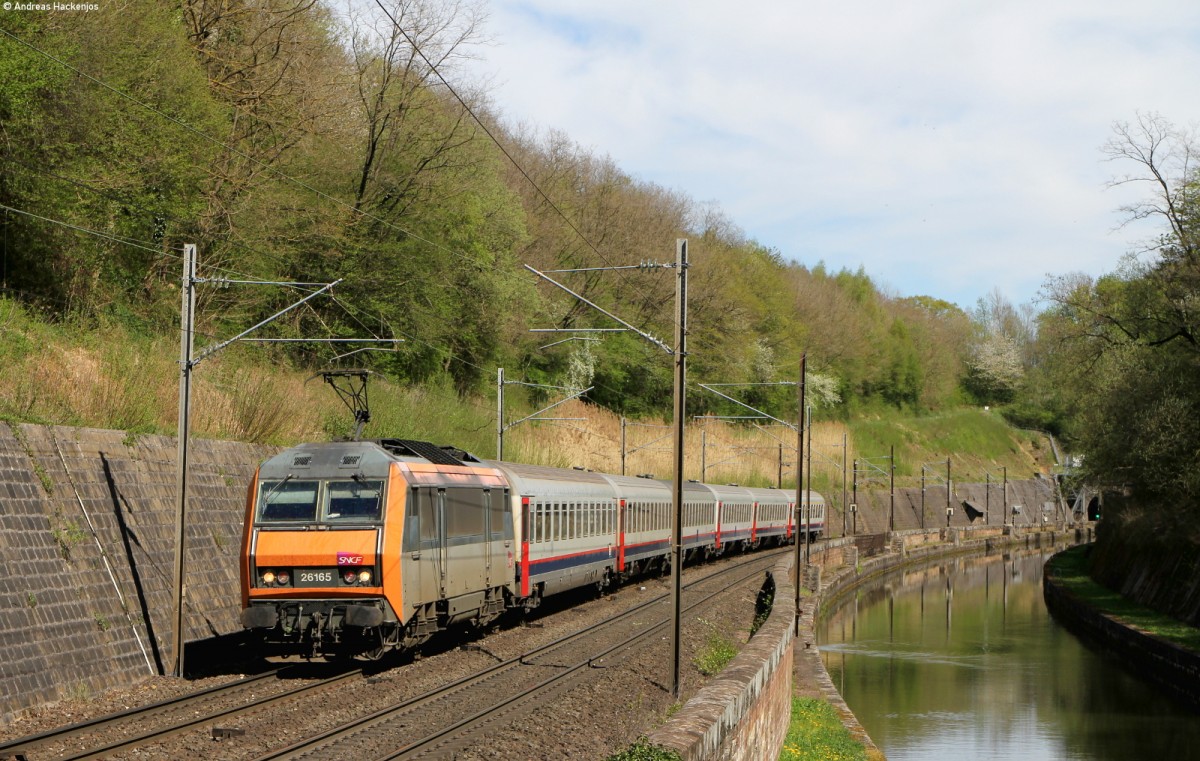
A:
[1,3,992,432]
[849,408,1034,480]
[693,624,738,676]
[780,697,870,761]
[1,3,222,319]
[53,520,88,561]
[606,739,682,761]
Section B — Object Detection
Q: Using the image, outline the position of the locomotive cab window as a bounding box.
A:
[257,479,320,522]
[325,479,384,521]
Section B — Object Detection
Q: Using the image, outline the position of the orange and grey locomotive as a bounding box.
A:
[239,439,824,659]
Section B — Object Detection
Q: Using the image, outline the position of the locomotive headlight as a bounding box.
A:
[262,571,276,585]
[343,570,357,585]
[358,570,373,584]
[275,570,290,586]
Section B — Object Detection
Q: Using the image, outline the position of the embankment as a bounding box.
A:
[0,423,272,721]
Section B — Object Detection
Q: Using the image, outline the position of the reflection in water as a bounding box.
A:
[818,550,1200,761]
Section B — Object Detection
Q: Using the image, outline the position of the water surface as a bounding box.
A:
[817,550,1200,760]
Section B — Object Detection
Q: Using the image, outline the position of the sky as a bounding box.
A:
[459,0,1200,311]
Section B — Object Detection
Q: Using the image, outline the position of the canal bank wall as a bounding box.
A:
[1044,549,1200,708]
[646,524,1093,761]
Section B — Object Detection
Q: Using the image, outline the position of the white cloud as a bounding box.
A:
[464,0,1200,309]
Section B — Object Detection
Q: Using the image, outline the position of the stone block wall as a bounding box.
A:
[840,476,1069,536]
[646,554,796,760]
[0,423,272,721]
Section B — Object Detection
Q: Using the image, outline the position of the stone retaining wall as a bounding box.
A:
[0,424,272,722]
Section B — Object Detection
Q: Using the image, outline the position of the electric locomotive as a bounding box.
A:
[239,438,824,659]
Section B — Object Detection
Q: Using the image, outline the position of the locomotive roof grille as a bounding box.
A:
[376,439,479,466]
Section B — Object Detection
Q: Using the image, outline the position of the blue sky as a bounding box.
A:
[461,0,1200,311]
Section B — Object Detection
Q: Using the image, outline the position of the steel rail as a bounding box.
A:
[0,671,281,758]
[381,556,777,760]
[0,668,362,761]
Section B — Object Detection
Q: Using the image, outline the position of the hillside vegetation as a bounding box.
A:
[0,1,1024,432]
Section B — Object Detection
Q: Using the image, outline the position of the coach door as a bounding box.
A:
[484,488,512,589]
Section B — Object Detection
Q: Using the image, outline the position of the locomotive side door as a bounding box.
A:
[442,487,487,599]
[403,486,443,610]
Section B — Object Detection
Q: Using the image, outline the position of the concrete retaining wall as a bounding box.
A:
[0,423,272,721]
[831,475,1069,537]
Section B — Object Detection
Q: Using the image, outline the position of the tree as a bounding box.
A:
[963,288,1033,405]
[1039,114,1200,506]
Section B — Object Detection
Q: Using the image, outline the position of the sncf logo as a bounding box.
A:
[337,552,365,565]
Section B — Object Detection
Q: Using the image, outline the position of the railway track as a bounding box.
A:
[253,550,783,760]
[0,549,780,761]
[0,667,360,761]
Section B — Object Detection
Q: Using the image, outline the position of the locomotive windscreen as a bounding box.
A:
[258,479,320,522]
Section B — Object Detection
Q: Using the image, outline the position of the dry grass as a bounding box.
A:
[0,331,336,443]
[0,321,848,485]
[0,304,905,491]
[504,399,851,488]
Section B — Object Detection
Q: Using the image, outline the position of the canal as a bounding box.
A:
[817,548,1200,760]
